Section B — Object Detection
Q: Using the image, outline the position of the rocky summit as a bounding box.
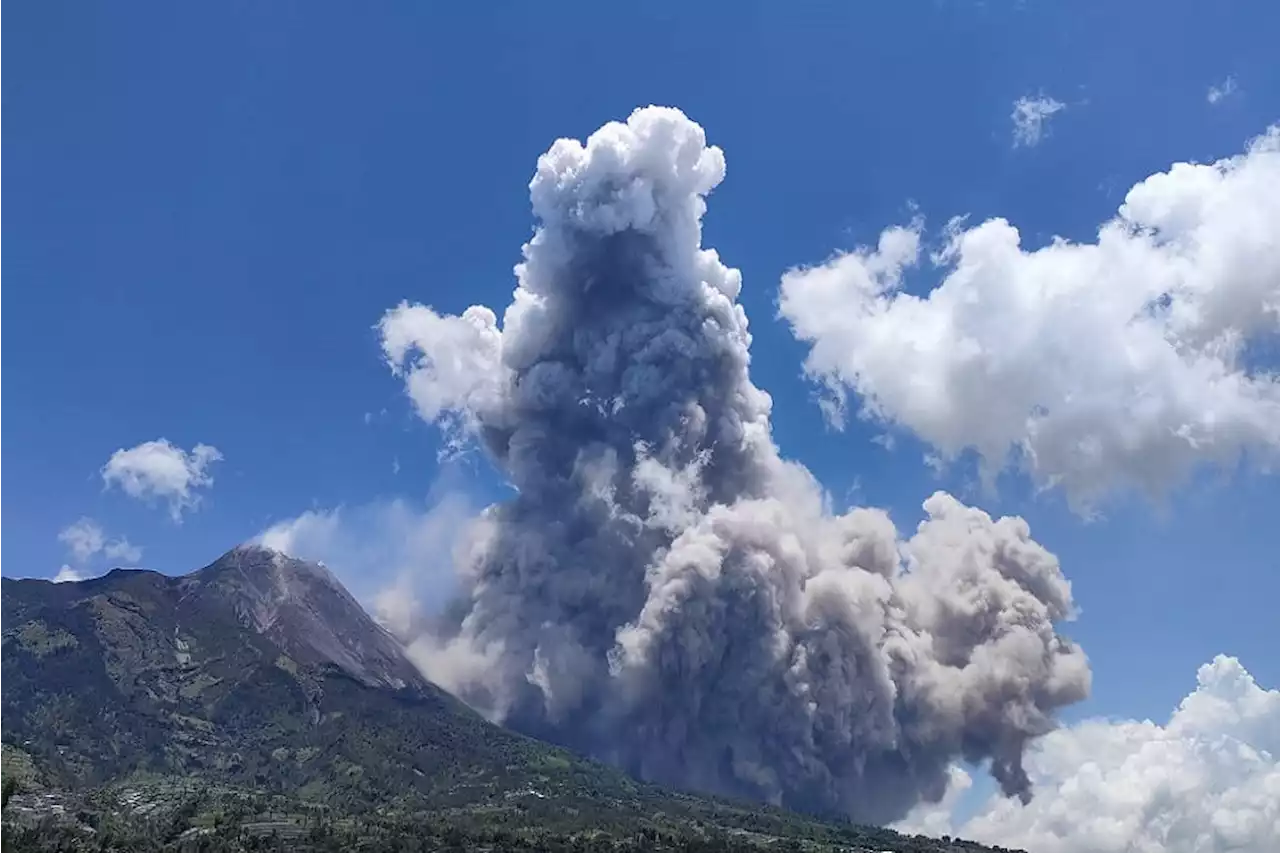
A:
[181,545,428,692]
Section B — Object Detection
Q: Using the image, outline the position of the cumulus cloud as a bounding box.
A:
[1208,76,1238,105]
[1011,94,1066,147]
[380,304,505,457]
[378,106,1089,824]
[52,565,86,584]
[780,125,1280,513]
[256,488,475,638]
[101,439,223,521]
[57,517,142,566]
[58,517,107,563]
[896,655,1280,853]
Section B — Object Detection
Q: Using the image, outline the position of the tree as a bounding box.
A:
[0,773,16,850]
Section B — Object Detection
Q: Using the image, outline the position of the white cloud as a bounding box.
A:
[1011,94,1066,147]
[58,517,106,563]
[103,538,143,563]
[780,126,1280,513]
[378,303,504,456]
[893,764,976,839]
[57,517,142,566]
[1208,76,1238,105]
[52,565,86,583]
[896,655,1280,853]
[101,439,223,521]
[256,487,475,637]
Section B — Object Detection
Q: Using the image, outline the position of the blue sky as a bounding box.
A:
[5,3,1280,847]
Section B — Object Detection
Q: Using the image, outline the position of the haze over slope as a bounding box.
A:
[377,106,1091,824]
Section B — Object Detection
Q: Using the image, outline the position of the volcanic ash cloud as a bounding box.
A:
[378,106,1090,824]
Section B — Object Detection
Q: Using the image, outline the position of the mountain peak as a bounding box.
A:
[216,542,344,592]
[187,545,427,692]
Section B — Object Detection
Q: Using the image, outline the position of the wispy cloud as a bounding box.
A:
[1011,94,1066,147]
[1207,75,1238,105]
[58,517,142,565]
[54,517,142,582]
[256,479,476,639]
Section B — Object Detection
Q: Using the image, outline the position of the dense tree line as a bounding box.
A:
[1,823,992,853]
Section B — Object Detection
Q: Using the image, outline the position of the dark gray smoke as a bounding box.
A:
[377,106,1090,824]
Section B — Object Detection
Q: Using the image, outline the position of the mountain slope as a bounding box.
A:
[1,546,606,805]
[178,545,428,692]
[1,546,1010,852]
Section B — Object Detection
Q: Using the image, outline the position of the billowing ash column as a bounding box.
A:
[378,106,1090,824]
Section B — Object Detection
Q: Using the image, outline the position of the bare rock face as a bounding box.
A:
[183,544,428,692]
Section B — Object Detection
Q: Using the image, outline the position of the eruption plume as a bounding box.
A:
[378,106,1090,823]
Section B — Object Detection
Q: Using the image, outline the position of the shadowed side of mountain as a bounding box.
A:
[0,547,522,801]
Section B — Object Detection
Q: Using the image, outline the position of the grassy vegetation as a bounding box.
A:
[2,778,1012,853]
